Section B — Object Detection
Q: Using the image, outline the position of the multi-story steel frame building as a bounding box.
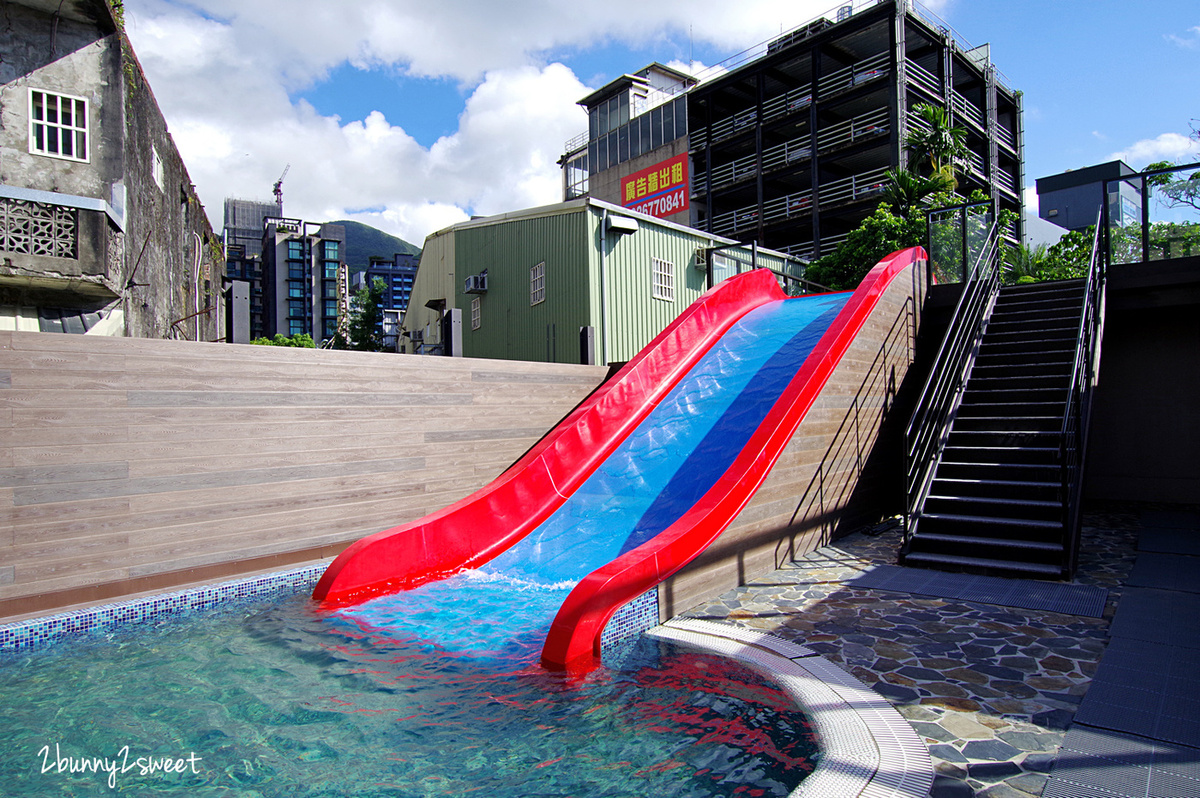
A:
[561,0,1024,261]
[260,219,346,342]
[352,253,419,317]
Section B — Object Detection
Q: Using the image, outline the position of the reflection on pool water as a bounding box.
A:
[0,589,819,797]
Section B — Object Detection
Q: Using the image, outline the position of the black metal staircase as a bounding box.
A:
[902,206,1104,579]
[902,279,1085,577]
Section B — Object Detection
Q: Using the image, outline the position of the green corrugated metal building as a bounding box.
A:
[403,198,800,365]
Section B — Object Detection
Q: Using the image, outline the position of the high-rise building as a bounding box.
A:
[561,0,1024,260]
[260,219,347,342]
[352,252,419,316]
[223,198,277,260]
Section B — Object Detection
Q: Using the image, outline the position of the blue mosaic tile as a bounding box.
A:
[0,562,329,654]
[600,589,660,651]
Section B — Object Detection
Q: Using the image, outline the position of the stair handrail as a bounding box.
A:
[903,217,1002,541]
[1059,214,1105,576]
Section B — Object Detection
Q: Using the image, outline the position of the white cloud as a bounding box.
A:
[121,0,901,245]
[1023,186,1039,212]
[1166,25,1200,49]
[1109,132,1200,169]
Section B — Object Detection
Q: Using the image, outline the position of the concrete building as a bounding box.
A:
[562,0,1024,261]
[1036,160,1142,233]
[402,198,798,364]
[260,218,347,343]
[0,0,222,339]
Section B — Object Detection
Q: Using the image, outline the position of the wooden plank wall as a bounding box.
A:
[0,332,608,620]
[660,263,925,617]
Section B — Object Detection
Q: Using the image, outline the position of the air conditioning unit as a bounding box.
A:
[464,270,488,294]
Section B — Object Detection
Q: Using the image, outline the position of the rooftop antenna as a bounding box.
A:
[273,163,290,214]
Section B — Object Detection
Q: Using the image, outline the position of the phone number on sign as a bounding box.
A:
[630,188,686,218]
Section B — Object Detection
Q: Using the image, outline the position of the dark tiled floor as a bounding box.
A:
[678,504,1198,797]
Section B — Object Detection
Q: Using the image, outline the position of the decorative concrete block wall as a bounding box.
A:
[0,332,607,619]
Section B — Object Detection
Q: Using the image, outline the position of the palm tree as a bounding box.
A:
[1001,243,1048,285]
[904,103,968,183]
[881,168,953,220]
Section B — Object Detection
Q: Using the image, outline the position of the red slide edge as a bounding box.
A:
[540,247,927,670]
[312,268,787,606]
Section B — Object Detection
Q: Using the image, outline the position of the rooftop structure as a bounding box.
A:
[561,0,1025,260]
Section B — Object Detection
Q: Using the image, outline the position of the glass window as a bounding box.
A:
[288,283,304,298]
[324,240,339,260]
[287,240,303,259]
[618,92,629,127]
[617,125,629,163]
[288,299,304,315]
[324,262,338,279]
[663,100,676,142]
[289,319,306,336]
[324,300,337,318]
[651,106,664,150]
[652,257,675,301]
[288,263,305,279]
[598,101,608,137]
[324,283,337,298]
[29,89,88,162]
[638,115,651,158]
[674,96,687,140]
[530,261,546,305]
[471,297,481,330]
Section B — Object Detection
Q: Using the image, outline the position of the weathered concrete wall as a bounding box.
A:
[660,262,925,617]
[0,332,608,620]
[0,2,221,340]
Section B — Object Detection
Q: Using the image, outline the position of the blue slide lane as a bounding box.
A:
[337,292,850,657]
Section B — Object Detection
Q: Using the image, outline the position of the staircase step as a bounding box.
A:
[911,531,1064,554]
[934,460,1059,481]
[900,550,1063,578]
[948,428,1062,445]
[929,476,1060,502]
[956,401,1066,418]
[961,387,1068,406]
[925,494,1061,521]
[978,339,1078,357]
[969,375,1071,391]
[971,361,1073,379]
[952,415,1063,432]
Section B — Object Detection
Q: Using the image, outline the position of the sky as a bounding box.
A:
[121,0,1200,248]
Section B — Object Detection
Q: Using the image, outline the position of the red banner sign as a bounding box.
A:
[620,153,689,219]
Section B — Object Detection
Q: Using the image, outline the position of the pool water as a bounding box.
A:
[0,590,819,797]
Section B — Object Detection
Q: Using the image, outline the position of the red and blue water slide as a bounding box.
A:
[314,247,924,669]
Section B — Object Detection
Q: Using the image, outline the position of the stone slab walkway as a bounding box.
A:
[679,505,1146,797]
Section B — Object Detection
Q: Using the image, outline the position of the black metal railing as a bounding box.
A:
[1059,215,1105,576]
[903,210,1001,541]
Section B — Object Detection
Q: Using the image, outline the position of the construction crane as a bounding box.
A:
[273,163,290,212]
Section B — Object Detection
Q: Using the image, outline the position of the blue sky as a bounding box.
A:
[125,0,1199,247]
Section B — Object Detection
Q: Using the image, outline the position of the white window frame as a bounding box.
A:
[152,146,165,192]
[470,297,481,330]
[29,89,89,163]
[530,261,546,305]
[651,257,675,301]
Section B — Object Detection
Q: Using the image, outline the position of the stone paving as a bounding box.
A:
[679,505,1144,797]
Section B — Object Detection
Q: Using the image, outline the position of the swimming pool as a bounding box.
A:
[0,587,819,797]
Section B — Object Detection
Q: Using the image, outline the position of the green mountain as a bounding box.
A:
[329,219,421,272]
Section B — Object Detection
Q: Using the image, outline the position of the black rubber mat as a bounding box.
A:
[1127,552,1200,593]
[1138,527,1200,556]
[844,565,1108,617]
[1043,725,1200,798]
[1107,587,1200,650]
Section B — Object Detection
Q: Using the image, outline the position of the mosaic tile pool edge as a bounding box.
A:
[2,565,659,658]
[600,588,660,650]
[0,562,331,654]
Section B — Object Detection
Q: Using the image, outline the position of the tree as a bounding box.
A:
[880,168,953,222]
[1001,243,1048,285]
[339,277,387,352]
[250,333,316,347]
[804,203,925,290]
[1145,160,1200,212]
[904,103,968,185]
